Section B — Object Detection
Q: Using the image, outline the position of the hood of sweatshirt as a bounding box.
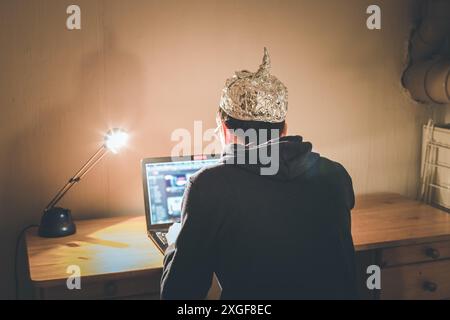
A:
[221,135,320,180]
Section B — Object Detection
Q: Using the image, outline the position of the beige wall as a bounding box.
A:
[0,0,432,299]
[442,106,450,123]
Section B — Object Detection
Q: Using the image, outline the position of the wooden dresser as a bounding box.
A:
[25,193,450,299]
[353,193,450,300]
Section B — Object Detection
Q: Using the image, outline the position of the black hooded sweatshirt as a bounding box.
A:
[161,136,357,300]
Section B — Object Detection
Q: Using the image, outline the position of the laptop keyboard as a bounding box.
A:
[155,231,168,246]
[150,230,168,252]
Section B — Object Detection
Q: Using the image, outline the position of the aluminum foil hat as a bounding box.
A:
[219,48,288,123]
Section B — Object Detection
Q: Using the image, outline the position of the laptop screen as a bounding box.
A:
[144,158,219,225]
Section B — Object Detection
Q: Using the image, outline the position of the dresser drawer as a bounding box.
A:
[35,270,162,300]
[381,259,450,300]
[381,240,450,267]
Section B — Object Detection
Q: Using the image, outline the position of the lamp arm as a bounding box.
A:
[45,145,109,210]
[68,145,107,180]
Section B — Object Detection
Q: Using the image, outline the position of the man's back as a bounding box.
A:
[161,136,357,300]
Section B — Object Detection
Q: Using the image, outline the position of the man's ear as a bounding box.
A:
[281,122,288,137]
[222,121,233,144]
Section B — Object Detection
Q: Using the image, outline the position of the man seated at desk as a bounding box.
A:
[161,49,357,300]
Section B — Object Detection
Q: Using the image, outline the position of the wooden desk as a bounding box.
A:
[25,193,450,300]
[26,216,163,299]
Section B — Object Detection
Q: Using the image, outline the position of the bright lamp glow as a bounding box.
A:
[105,128,129,154]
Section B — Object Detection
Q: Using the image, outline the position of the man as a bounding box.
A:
[161,48,357,300]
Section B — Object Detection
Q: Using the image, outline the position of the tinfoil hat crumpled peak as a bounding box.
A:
[219,48,288,123]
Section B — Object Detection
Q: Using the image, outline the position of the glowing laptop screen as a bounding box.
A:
[144,159,219,225]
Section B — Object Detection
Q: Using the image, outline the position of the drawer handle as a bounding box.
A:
[425,247,440,260]
[423,281,438,293]
[104,281,118,296]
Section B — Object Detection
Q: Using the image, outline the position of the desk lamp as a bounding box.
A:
[38,128,129,238]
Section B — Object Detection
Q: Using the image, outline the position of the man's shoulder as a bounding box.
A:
[316,156,354,204]
[186,162,234,203]
[306,156,352,186]
[315,156,349,175]
[188,161,231,185]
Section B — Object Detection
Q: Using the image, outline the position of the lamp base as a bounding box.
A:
[38,207,76,238]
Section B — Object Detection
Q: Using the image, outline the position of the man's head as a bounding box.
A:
[216,108,287,146]
[217,48,288,146]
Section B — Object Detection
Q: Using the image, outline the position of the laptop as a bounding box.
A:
[142,155,219,253]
